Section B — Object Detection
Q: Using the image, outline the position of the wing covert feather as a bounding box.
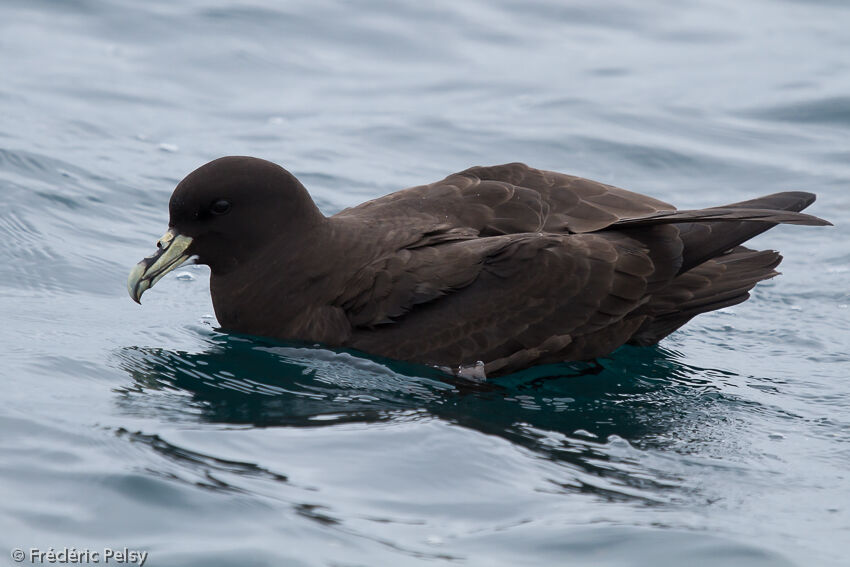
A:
[334,162,676,237]
[345,232,657,375]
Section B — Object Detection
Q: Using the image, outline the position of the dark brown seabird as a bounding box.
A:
[128,157,830,378]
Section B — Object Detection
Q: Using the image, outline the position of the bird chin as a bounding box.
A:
[127,228,195,303]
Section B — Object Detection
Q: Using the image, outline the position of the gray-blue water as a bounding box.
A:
[1,1,848,565]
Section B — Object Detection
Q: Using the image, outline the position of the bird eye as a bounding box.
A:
[210,199,231,215]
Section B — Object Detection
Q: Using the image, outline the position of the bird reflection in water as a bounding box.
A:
[114,331,731,505]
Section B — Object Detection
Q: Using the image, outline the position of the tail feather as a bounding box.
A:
[620,191,828,346]
[629,247,781,346]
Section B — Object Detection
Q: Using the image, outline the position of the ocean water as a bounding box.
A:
[1,0,848,565]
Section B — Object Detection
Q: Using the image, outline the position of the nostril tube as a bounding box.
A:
[156,230,175,250]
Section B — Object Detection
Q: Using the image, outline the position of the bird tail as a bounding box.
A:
[628,246,782,346]
[621,191,830,345]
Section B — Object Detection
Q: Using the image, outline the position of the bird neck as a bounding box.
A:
[207,216,357,338]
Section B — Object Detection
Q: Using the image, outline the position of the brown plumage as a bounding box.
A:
[128,158,830,377]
